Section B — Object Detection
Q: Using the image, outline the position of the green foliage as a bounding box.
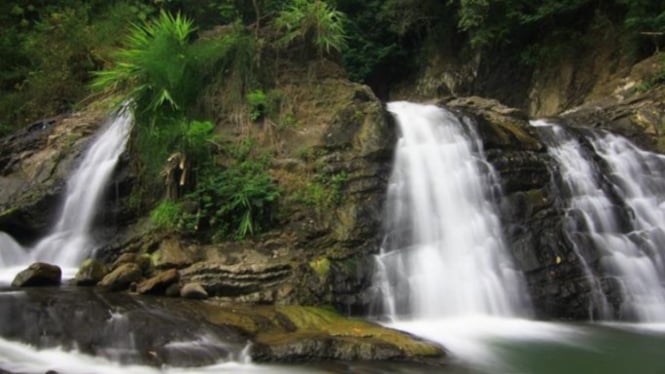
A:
[0,1,145,132]
[636,55,665,91]
[329,171,349,204]
[451,0,594,49]
[91,11,198,118]
[246,90,269,121]
[93,10,259,200]
[150,200,183,230]
[617,0,665,54]
[295,171,348,212]
[184,151,280,240]
[274,0,348,57]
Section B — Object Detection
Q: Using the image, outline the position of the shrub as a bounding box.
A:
[185,157,280,240]
[274,0,348,57]
[246,89,269,121]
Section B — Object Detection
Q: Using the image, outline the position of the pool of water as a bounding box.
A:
[1,317,665,373]
[389,317,665,373]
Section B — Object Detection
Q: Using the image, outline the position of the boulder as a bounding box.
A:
[151,238,192,269]
[136,269,179,295]
[112,252,152,274]
[11,262,61,287]
[74,259,109,286]
[98,263,142,291]
[180,282,208,299]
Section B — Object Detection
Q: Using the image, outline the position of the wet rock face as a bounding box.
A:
[0,288,246,367]
[0,108,135,247]
[0,288,445,367]
[0,110,105,243]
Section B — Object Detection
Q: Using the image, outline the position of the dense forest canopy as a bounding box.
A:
[1,0,664,135]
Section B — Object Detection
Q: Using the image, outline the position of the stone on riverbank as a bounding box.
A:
[74,259,109,286]
[98,263,142,291]
[136,268,179,295]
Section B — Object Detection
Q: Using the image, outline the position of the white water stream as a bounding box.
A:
[376,102,530,319]
[0,106,133,281]
[0,337,309,374]
[533,120,665,321]
[375,102,547,371]
[375,103,665,372]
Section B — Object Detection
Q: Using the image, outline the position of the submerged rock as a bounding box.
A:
[11,262,61,287]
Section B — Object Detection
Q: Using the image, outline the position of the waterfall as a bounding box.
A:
[375,102,530,319]
[533,120,665,321]
[31,105,133,269]
[531,121,613,319]
[0,105,133,278]
[0,233,25,268]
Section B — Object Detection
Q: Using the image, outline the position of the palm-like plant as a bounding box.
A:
[274,0,348,57]
[92,11,198,118]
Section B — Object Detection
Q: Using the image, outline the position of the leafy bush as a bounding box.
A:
[185,157,280,240]
[274,0,348,57]
[92,11,258,202]
[246,89,269,121]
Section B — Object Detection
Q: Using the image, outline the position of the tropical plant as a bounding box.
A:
[91,10,198,119]
[274,0,348,57]
[185,155,280,240]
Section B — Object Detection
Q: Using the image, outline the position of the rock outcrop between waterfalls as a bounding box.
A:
[93,62,396,314]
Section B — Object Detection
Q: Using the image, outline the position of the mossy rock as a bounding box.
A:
[308,257,331,281]
[188,303,445,363]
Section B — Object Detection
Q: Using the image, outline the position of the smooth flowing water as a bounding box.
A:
[374,102,539,370]
[376,101,530,319]
[533,120,665,321]
[0,106,133,281]
[373,104,665,373]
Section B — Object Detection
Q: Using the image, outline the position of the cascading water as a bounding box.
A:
[532,120,665,321]
[0,105,133,279]
[530,120,613,319]
[375,102,531,319]
[0,233,25,268]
